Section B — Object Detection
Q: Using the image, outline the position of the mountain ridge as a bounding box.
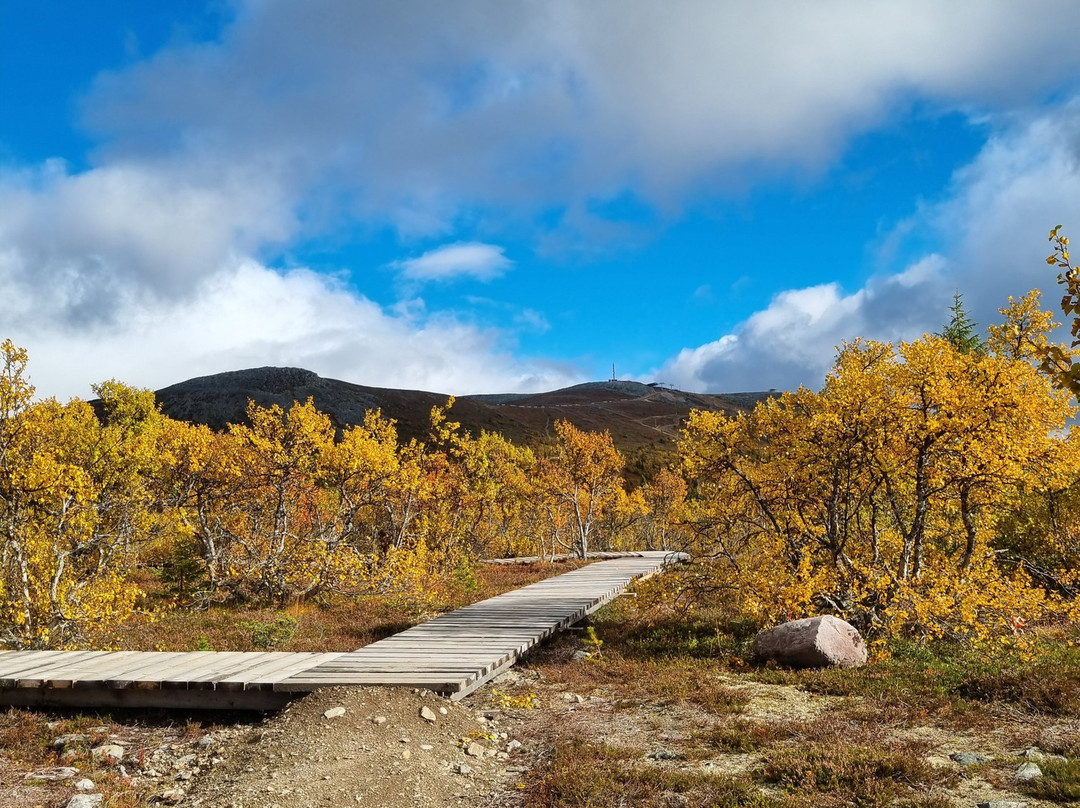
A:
[152,366,776,453]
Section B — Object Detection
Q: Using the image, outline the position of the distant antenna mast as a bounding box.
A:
[610,363,617,382]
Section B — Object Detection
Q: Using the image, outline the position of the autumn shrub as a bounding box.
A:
[0,342,155,648]
[678,320,1079,645]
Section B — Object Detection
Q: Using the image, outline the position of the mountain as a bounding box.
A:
[152,367,776,454]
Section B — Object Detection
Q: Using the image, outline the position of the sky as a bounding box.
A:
[2,0,1080,401]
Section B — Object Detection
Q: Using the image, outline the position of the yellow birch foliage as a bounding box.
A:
[0,342,150,648]
[679,328,1077,643]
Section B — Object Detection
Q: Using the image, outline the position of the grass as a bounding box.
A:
[523,739,777,808]
[505,596,1080,808]
[89,558,589,652]
[1019,757,1080,803]
[756,741,952,808]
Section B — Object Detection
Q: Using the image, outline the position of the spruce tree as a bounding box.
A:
[938,289,984,354]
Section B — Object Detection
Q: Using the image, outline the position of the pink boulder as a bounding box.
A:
[754,615,867,668]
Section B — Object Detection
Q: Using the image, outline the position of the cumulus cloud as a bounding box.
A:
[79,0,1080,233]
[4,1,1080,399]
[5,258,582,401]
[395,242,511,282]
[658,101,1080,393]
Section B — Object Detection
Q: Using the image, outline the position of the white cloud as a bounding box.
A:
[5,258,582,401]
[658,101,1080,393]
[395,242,512,282]
[77,0,1080,233]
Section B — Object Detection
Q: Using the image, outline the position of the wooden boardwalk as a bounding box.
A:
[0,551,682,710]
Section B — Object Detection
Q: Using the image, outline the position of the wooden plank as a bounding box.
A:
[220,652,343,690]
[1,651,108,685]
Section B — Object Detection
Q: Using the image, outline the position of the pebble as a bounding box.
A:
[52,734,88,750]
[373,716,387,725]
[73,778,95,791]
[456,763,472,775]
[1016,761,1042,781]
[91,744,124,764]
[465,742,486,757]
[65,796,103,808]
[949,751,992,766]
[323,707,346,719]
[438,707,448,715]
[420,706,438,723]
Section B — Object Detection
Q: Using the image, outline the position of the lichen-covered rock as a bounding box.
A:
[754,615,867,668]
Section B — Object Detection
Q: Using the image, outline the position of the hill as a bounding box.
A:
[152,367,775,455]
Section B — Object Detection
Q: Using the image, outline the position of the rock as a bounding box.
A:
[1016,761,1042,781]
[73,778,95,791]
[24,767,79,781]
[52,734,88,750]
[159,789,185,804]
[571,650,592,662]
[506,740,522,752]
[456,763,472,775]
[754,615,867,668]
[420,744,434,751]
[91,744,124,764]
[950,752,993,766]
[372,715,387,725]
[420,706,438,723]
[323,707,346,719]
[650,748,679,760]
[65,796,103,808]
[1023,746,1066,763]
[402,749,412,760]
[465,741,486,757]
[438,707,448,715]
[174,754,198,769]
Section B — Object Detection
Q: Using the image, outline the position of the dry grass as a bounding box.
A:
[91,558,588,652]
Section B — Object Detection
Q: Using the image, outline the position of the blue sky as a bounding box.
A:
[3,1,1079,400]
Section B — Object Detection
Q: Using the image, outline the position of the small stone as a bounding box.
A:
[24,767,79,781]
[159,789,185,805]
[571,650,592,661]
[651,748,679,761]
[373,716,387,725]
[465,741,486,757]
[506,740,522,752]
[456,763,472,775]
[402,749,412,760]
[52,734,88,751]
[174,754,198,770]
[438,707,448,715]
[420,744,434,751]
[91,744,124,765]
[1016,761,1042,782]
[197,734,216,749]
[949,752,992,766]
[73,778,95,791]
[420,706,438,723]
[323,707,346,719]
[65,796,103,808]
